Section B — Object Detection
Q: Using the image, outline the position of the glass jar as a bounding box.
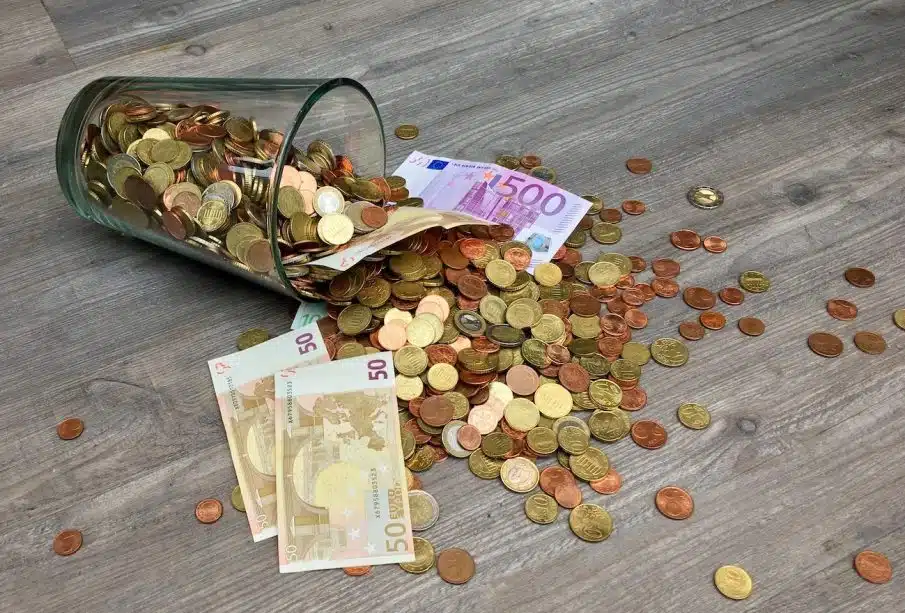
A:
[56,77,385,299]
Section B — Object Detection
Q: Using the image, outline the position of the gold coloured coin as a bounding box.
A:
[405,445,435,472]
[408,490,440,531]
[525,492,559,524]
[588,409,631,442]
[236,328,269,350]
[468,449,504,479]
[650,338,689,367]
[687,185,724,209]
[534,383,573,418]
[894,309,905,330]
[394,345,429,377]
[739,271,770,293]
[621,341,651,365]
[427,363,458,391]
[337,304,372,336]
[485,259,518,288]
[526,427,558,455]
[504,398,541,431]
[230,485,245,513]
[588,262,621,287]
[500,457,540,493]
[394,124,419,140]
[399,537,435,573]
[568,447,609,481]
[401,429,416,459]
[481,431,514,459]
[568,504,613,542]
[534,262,563,287]
[677,403,711,429]
[714,565,753,600]
[588,379,622,408]
[558,425,590,455]
[395,375,424,401]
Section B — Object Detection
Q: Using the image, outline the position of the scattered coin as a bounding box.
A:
[844,267,875,288]
[236,328,269,350]
[589,469,622,494]
[655,486,694,519]
[525,492,559,524]
[670,229,701,250]
[826,299,858,321]
[230,485,245,513]
[400,537,435,573]
[702,236,727,253]
[699,310,726,330]
[194,498,223,524]
[718,287,745,305]
[677,403,711,429]
[894,309,905,330]
[343,566,372,576]
[519,154,542,169]
[737,317,765,337]
[56,417,84,440]
[679,321,706,340]
[53,529,83,556]
[621,199,646,215]
[808,332,843,357]
[625,158,652,174]
[408,490,440,531]
[569,504,613,542]
[687,186,724,209]
[714,565,753,600]
[630,420,667,449]
[853,550,893,584]
[853,331,886,354]
[436,548,476,584]
[394,124,419,140]
[738,271,770,293]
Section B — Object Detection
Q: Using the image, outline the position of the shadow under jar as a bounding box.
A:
[56,77,385,299]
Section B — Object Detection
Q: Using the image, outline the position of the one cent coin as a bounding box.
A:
[625,158,653,174]
[456,424,482,451]
[53,529,83,556]
[702,236,727,253]
[683,287,716,310]
[590,469,622,494]
[519,154,542,169]
[599,208,623,223]
[826,299,857,321]
[623,309,648,329]
[630,420,667,449]
[807,332,843,357]
[718,287,745,306]
[651,277,680,298]
[844,267,875,288]
[554,483,583,509]
[420,396,455,427]
[651,258,680,278]
[655,486,694,520]
[437,548,476,584]
[539,466,575,496]
[360,206,388,229]
[853,331,886,354]
[854,550,893,584]
[699,311,726,330]
[679,321,706,340]
[194,498,223,524]
[621,199,646,215]
[56,418,85,440]
[738,317,765,336]
[343,566,372,576]
[670,229,701,250]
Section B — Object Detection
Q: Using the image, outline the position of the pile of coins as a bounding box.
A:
[80,97,418,293]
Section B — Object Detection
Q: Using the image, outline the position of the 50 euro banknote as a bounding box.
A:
[208,323,329,541]
[274,352,414,572]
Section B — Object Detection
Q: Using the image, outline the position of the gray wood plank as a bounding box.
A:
[0,0,75,88]
[1,0,905,611]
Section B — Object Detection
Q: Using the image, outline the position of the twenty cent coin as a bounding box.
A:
[714,565,753,600]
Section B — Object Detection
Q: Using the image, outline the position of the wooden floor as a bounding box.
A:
[2,0,904,611]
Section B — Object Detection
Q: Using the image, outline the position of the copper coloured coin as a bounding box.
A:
[53,529,83,556]
[437,548,476,584]
[738,317,765,336]
[853,331,886,354]
[457,274,488,299]
[621,288,644,306]
[506,365,540,395]
[683,287,716,310]
[426,344,458,365]
[456,424,482,451]
[590,470,622,494]
[670,229,701,250]
[458,238,487,259]
[195,499,223,524]
[621,199,646,215]
[651,277,680,298]
[503,247,532,271]
[599,208,623,223]
[854,551,893,584]
[679,321,706,340]
[56,417,84,440]
[844,267,875,288]
[808,332,843,357]
[343,566,372,576]
[540,466,575,496]
[570,293,601,316]
[699,310,726,330]
[651,258,680,278]
[629,256,647,272]
[626,157,653,174]
[826,299,858,321]
[360,206,388,229]
[655,486,694,519]
[471,336,500,354]
[636,283,656,302]
[554,483,583,508]
[597,337,624,358]
[624,309,648,329]
[520,154,542,169]
[420,396,455,427]
[559,362,591,392]
[620,387,647,411]
[702,236,727,253]
[719,287,745,305]
[630,420,667,449]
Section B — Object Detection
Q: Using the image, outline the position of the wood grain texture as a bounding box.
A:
[0,0,75,88]
[2,0,905,611]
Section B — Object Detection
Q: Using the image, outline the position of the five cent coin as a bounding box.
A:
[195,499,223,524]
[854,550,893,584]
[56,418,84,440]
[53,529,83,556]
[436,548,476,584]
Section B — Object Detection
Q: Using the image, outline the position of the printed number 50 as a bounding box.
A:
[385,522,408,552]
[368,359,388,380]
[296,332,317,355]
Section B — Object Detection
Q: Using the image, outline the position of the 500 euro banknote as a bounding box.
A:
[208,324,329,541]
